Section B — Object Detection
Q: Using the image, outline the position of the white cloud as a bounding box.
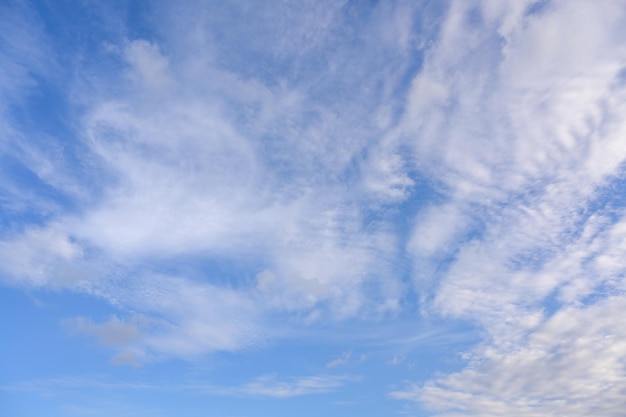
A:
[392,297,626,417]
[0,224,83,287]
[0,1,417,357]
[4,5,626,416]
[412,0,626,324]
[408,203,470,257]
[0,1,51,109]
[66,274,265,362]
[392,0,626,414]
[401,0,626,201]
[326,350,352,368]
[123,40,173,90]
[1,372,356,400]
[0,2,75,220]
[389,355,405,366]
[220,374,355,398]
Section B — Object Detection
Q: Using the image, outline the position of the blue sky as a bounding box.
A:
[2,0,626,416]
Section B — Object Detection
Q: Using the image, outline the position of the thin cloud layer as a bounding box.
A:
[1,0,414,362]
[2,0,626,416]
[390,0,626,416]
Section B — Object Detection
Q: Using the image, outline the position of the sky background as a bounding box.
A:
[2,0,626,416]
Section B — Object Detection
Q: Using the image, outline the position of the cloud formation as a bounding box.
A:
[2,0,626,415]
[2,373,355,399]
[389,0,626,415]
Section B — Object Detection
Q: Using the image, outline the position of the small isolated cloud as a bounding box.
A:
[326,350,352,368]
[389,355,405,366]
[217,374,357,398]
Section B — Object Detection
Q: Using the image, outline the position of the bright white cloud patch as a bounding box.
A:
[2,0,626,416]
[390,0,626,416]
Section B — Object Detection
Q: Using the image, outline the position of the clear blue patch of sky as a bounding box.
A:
[0,287,120,382]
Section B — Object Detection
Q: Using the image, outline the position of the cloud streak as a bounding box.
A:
[2,373,356,399]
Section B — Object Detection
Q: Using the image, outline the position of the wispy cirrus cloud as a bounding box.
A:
[2,373,356,399]
[326,350,352,368]
[3,1,626,415]
[212,374,357,398]
[0,0,426,363]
